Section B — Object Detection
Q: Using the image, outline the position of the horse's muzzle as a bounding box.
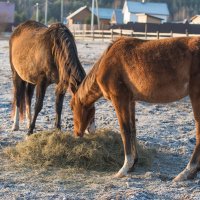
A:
[85,120,96,134]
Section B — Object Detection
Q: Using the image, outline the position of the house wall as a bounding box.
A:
[137,15,161,24]
[123,1,132,23]
[131,13,167,23]
[68,9,91,26]
[146,16,161,24]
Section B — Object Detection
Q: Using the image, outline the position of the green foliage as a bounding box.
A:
[9,0,200,24]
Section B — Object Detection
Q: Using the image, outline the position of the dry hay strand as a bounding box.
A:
[4,129,156,171]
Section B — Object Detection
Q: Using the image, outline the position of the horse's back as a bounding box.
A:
[98,37,200,103]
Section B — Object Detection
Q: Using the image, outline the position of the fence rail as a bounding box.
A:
[72,28,200,41]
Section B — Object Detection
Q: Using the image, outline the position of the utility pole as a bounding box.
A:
[95,0,100,29]
[35,3,39,22]
[91,0,95,31]
[45,0,48,25]
[91,0,100,30]
[61,0,63,23]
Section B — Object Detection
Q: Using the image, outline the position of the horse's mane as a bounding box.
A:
[44,23,86,92]
[77,42,115,104]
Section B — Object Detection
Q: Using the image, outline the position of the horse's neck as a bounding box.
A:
[78,68,102,106]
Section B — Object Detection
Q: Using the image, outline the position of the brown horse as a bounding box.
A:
[70,36,200,181]
[10,20,95,135]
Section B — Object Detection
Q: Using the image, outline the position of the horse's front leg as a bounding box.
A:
[174,78,200,181]
[111,94,137,178]
[28,77,47,135]
[54,83,66,130]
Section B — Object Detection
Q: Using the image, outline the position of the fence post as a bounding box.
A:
[156,31,159,39]
[120,28,122,37]
[102,29,104,41]
[145,23,147,39]
[131,28,134,37]
[111,29,113,41]
[170,30,173,37]
[83,29,85,40]
[186,29,189,37]
[92,29,94,41]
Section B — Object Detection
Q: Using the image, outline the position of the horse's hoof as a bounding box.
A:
[113,172,127,178]
[12,125,19,131]
[173,168,197,182]
[27,130,33,136]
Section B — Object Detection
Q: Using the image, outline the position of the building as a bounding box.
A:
[92,8,114,26]
[122,1,169,24]
[136,13,163,24]
[66,6,91,27]
[110,9,123,25]
[66,6,115,29]
[190,15,200,24]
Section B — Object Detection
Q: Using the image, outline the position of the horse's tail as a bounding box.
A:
[9,38,26,121]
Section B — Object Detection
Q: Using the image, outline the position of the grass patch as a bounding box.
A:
[4,129,156,172]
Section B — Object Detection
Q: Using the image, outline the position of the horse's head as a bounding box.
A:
[70,95,95,137]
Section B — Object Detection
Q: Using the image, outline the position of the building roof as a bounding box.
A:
[125,1,169,16]
[112,9,123,24]
[91,8,114,20]
[0,2,15,23]
[67,6,88,19]
[191,15,200,21]
[67,6,115,21]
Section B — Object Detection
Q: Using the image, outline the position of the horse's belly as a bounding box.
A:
[13,60,40,84]
[132,80,189,103]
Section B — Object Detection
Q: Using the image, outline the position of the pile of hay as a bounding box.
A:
[4,129,155,171]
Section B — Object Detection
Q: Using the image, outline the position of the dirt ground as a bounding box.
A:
[1,38,200,199]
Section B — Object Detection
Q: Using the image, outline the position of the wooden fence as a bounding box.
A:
[72,28,198,41]
[70,22,200,41]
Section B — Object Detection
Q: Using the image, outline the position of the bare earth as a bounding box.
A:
[0,38,200,199]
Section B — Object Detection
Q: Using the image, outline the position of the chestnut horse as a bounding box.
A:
[10,20,95,135]
[71,37,200,181]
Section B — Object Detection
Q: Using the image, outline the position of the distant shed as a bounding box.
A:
[66,6,91,27]
[136,13,163,24]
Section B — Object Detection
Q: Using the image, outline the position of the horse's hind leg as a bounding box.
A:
[12,72,25,131]
[28,77,47,135]
[55,83,66,130]
[110,92,137,178]
[174,77,200,181]
[25,83,35,129]
[128,100,138,172]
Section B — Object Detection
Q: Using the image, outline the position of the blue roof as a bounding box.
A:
[113,9,123,24]
[90,8,114,20]
[126,1,169,16]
